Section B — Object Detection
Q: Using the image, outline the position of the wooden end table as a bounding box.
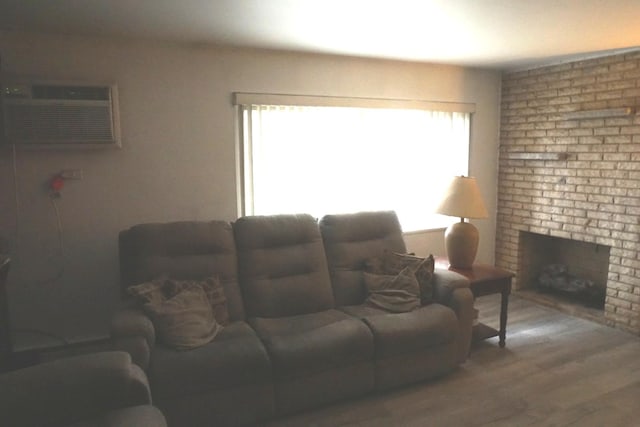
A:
[435,257,514,348]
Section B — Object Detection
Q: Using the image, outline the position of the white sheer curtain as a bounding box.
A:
[241,104,470,232]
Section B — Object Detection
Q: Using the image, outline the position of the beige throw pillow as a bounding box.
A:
[384,252,435,305]
[197,277,230,326]
[142,285,222,350]
[128,276,229,325]
[363,267,421,313]
[126,277,168,305]
[365,251,435,305]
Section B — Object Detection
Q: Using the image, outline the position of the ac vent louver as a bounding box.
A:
[2,81,121,148]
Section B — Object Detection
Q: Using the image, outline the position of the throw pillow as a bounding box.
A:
[127,277,167,305]
[143,285,222,350]
[195,277,230,326]
[128,276,229,325]
[363,266,421,313]
[364,251,435,305]
[382,251,435,305]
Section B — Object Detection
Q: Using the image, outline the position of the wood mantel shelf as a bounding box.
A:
[563,107,635,120]
[503,152,568,161]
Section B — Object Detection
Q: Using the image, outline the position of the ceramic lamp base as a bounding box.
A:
[444,220,479,269]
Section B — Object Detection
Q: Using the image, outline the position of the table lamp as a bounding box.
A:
[435,176,488,269]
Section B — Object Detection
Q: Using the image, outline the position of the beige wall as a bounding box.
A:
[0,31,501,348]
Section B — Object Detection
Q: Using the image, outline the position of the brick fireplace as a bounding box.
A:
[496,50,640,334]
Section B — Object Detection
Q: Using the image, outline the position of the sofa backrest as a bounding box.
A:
[119,220,246,321]
[319,211,407,306]
[233,214,335,318]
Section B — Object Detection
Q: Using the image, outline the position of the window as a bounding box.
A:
[236,94,473,232]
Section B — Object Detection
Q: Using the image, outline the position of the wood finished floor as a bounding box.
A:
[264,294,640,427]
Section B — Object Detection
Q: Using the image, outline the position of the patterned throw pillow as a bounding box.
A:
[363,267,421,313]
[365,251,435,305]
[143,285,222,350]
[128,276,230,326]
[126,277,167,305]
[196,277,230,326]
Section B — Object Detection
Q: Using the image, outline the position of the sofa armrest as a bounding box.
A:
[432,270,474,363]
[111,307,155,370]
[432,269,470,304]
[0,351,152,427]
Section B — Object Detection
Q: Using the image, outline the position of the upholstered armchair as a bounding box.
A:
[0,351,166,427]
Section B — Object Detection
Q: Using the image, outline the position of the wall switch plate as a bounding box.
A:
[60,169,83,180]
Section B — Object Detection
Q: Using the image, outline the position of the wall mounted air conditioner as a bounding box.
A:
[1,80,121,148]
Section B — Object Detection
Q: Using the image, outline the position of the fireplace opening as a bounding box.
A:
[517,231,610,315]
[537,263,605,308]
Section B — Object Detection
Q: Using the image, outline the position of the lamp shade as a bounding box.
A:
[435,176,488,220]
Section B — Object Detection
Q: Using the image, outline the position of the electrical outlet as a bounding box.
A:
[60,169,83,180]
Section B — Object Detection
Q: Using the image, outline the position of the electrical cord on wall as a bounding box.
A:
[11,143,19,260]
[11,143,65,286]
[46,194,66,283]
[10,143,69,348]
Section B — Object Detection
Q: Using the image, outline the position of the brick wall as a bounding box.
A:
[497,51,640,334]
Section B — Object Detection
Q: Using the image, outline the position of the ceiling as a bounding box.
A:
[1,0,640,70]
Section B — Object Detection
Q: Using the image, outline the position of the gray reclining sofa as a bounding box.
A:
[112,211,474,426]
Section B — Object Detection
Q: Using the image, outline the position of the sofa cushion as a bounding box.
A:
[249,309,373,379]
[363,267,421,313]
[362,303,458,359]
[68,405,167,427]
[339,304,387,318]
[340,302,460,391]
[319,211,407,306]
[119,220,246,321]
[234,214,335,318]
[149,321,272,398]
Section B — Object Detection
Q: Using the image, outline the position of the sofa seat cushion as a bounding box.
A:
[339,304,388,318]
[249,309,373,379]
[68,405,167,427]
[149,321,271,398]
[342,303,458,359]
